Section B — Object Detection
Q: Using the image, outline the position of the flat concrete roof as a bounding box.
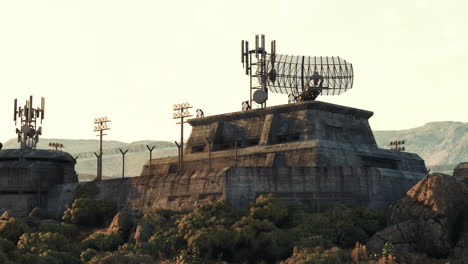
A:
[0,149,75,162]
[188,100,374,126]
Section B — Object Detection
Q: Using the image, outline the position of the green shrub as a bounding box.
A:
[249,194,288,225]
[82,232,124,251]
[62,198,116,227]
[87,252,154,264]
[349,206,386,237]
[297,202,384,248]
[80,248,98,263]
[146,228,183,259]
[0,218,31,242]
[284,202,306,228]
[185,226,238,260]
[232,216,292,263]
[281,246,352,264]
[175,200,242,261]
[296,235,334,250]
[38,222,79,237]
[17,232,73,255]
[0,238,20,263]
[37,250,81,264]
[73,181,99,200]
[0,250,12,264]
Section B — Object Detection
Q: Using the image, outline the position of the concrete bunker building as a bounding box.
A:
[136,100,427,211]
[0,96,78,215]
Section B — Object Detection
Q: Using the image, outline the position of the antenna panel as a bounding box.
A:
[261,55,353,96]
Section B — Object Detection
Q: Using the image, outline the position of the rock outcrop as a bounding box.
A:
[367,173,468,259]
[450,233,468,263]
[105,212,134,238]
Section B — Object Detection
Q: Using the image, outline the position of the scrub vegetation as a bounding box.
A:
[0,181,396,263]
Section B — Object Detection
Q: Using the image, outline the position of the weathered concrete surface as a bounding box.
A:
[48,166,424,217]
[0,149,77,216]
[453,162,468,178]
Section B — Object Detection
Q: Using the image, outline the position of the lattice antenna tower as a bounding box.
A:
[241,35,354,106]
[241,34,276,109]
[13,96,45,149]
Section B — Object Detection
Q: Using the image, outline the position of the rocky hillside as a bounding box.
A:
[367,173,468,263]
[374,121,467,174]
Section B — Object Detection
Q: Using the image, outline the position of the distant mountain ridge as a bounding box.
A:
[373,121,467,174]
[1,121,466,179]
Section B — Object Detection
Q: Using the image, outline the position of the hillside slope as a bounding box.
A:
[374,121,468,174]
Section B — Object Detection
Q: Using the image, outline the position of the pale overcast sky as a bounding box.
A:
[0,0,467,143]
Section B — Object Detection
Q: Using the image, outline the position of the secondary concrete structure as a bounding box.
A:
[453,162,468,178]
[127,100,426,211]
[0,149,77,215]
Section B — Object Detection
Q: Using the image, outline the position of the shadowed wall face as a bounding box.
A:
[0,149,77,215]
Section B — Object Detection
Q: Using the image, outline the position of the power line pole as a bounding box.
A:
[93,116,110,181]
[174,141,181,173]
[93,152,101,180]
[173,103,192,172]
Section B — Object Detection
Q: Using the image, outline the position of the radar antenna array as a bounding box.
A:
[241,35,354,106]
[13,96,45,149]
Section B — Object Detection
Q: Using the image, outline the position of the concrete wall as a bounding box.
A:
[224,167,425,211]
[47,165,425,217]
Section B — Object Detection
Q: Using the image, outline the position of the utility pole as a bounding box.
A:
[93,116,110,181]
[119,148,128,179]
[388,140,406,152]
[146,145,155,177]
[173,103,192,172]
[93,152,101,180]
[174,141,181,173]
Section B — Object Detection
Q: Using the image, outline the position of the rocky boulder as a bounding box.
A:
[129,221,153,247]
[449,233,468,264]
[105,212,135,238]
[367,173,468,258]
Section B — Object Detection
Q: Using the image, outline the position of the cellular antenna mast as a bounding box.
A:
[241,35,354,105]
[13,96,45,149]
[241,34,274,109]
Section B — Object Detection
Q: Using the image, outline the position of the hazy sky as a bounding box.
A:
[0,0,467,144]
